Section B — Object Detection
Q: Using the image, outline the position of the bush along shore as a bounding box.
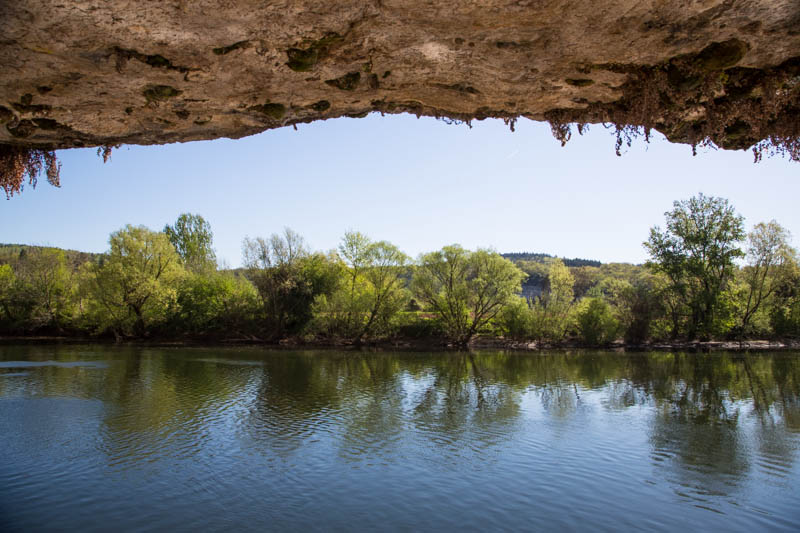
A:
[2,195,800,349]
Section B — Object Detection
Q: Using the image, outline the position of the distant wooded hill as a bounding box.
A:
[500,253,602,268]
[0,243,101,269]
[2,244,606,270]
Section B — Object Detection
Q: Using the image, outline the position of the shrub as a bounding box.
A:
[576,298,620,346]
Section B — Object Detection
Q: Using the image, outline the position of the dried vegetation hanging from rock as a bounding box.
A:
[97,145,120,163]
[0,145,61,199]
[545,40,800,162]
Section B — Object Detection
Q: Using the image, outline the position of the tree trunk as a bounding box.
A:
[131,305,146,337]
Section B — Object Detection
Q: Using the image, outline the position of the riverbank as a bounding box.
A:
[2,334,799,352]
[470,338,800,352]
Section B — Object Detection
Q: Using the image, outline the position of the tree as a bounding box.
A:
[645,193,745,340]
[164,213,216,272]
[770,282,800,337]
[175,271,260,336]
[529,259,575,342]
[243,228,339,339]
[768,248,800,337]
[0,264,17,326]
[313,231,409,341]
[412,245,525,346]
[334,230,373,336]
[13,247,74,331]
[575,297,620,346]
[88,225,185,337]
[359,240,409,339]
[618,271,668,344]
[736,221,797,336]
[498,296,532,340]
[571,265,601,299]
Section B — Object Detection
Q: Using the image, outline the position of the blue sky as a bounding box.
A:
[1,113,797,267]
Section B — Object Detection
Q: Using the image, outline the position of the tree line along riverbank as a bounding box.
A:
[2,194,799,347]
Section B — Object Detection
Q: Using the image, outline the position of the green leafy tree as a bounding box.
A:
[771,296,800,337]
[314,231,409,341]
[735,221,797,336]
[645,193,745,340]
[575,297,620,346]
[769,253,800,337]
[571,265,601,299]
[0,264,18,327]
[13,247,75,331]
[87,225,185,337]
[618,271,668,344]
[326,231,373,337]
[355,239,410,340]
[412,245,525,346]
[498,296,532,340]
[530,259,575,342]
[175,271,260,336]
[164,213,216,272]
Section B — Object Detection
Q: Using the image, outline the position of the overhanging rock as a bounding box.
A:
[1,0,798,154]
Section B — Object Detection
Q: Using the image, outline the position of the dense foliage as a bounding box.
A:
[413,246,525,346]
[164,213,216,273]
[1,197,799,345]
[644,194,745,340]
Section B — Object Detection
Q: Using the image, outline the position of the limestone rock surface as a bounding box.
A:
[1,0,798,150]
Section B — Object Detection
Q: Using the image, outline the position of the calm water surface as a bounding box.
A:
[1,345,798,532]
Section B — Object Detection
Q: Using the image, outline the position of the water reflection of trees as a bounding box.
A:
[407,353,522,454]
[95,348,251,467]
[243,352,524,459]
[0,346,255,466]
[624,352,799,502]
[243,350,799,468]
[3,345,798,482]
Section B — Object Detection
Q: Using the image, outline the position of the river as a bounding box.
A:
[1,345,798,531]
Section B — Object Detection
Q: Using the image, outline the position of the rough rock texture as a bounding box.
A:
[1,0,798,151]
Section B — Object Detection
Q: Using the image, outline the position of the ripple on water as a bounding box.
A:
[0,360,108,368]
[191,358,265,366]
[755,449,795,478]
